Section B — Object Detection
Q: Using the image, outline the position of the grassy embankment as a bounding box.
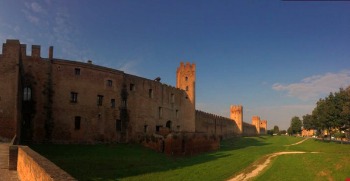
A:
[29,136,350,181]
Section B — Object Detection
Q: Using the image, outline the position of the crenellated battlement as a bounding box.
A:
[177,62,195,72]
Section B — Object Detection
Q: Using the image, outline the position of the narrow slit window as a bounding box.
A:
[75,116,81,130]
[23,87,32,101]
[97,95,104,106]
[149,89,153,98]
[107,80,113,87]
[111,99,115,108]
[75,68,80,75]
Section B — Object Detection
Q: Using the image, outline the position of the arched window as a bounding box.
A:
[166,120,172,129]
[23,87,31,101]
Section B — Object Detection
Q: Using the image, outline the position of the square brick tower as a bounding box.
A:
[230,105,243,134]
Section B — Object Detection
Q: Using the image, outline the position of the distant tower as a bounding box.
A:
[176,62,196,106]
[260,120,267,134]
[252,116,261,135]
[230,105,243,134]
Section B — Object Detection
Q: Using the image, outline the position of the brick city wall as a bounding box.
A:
[17,146,76,181]
[195,110,239,139]
[242,122,258,136]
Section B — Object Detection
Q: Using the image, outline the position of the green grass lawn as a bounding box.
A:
[29,136,350,181]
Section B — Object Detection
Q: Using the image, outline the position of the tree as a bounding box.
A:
[279,130,287,135]
[290,116,302,135]
[302,114,314,130]
[287,127,293,135]
[273,125,279,134]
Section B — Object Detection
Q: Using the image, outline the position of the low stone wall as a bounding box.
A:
[142,132,220,156]
[17,146,76,181]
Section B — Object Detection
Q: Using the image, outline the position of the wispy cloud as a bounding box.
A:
[272,70,350,101]
[116,60,140,75]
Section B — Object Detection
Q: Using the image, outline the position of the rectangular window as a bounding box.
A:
[130,83,135,91]
[75,116,81,130]
[159,107,162,118]
[144,125,148,133]
[176,110,179,119]
[149,89,153,98]
[70,92,78,103]
[75,68,80,75]
[156,125,162,132]
[116,119,121,131]
[107,80,113,87]
[111,99,115,108]
[97,95,104,106]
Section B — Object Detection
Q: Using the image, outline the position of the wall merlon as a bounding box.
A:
[31,45,41,58]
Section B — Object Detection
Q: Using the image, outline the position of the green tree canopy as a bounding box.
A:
[290,116,302,134]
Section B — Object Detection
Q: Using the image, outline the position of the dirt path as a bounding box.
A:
[228,138,315,181]
[284,138,308,146]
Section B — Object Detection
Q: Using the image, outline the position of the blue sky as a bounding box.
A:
[1,0,349,130]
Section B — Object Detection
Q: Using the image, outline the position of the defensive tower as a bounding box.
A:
[230,105,243,133]
[176,62,196,106]
[252,116,261,134]
[260,120,267,134]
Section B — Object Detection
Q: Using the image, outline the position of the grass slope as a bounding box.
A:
[29,136,350,181]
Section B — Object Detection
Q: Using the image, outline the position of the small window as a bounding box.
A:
[122,100,127,108]
[144,125,148,133]
[107,80,113,87]
[116,119,121,131]
[130,84,135,91]
[186,86,189,91]
[156,125,162,132]
[159,107,163,118]
[75,68,80,75]
[111,99,115,108]
[71,92,78,103]
[166,121,172,129]
[176,110,179,118]
[23,87,32,101]
[185,77,188,81]
[97,95,104,106]
[149,89,153,98]
[75,116,81,130]
[171,93,175,103]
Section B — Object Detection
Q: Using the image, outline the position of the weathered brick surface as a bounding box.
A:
[17,146,76,181]
[142,133,219,156]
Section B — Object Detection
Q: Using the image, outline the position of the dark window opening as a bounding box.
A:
[130,84,135,91]
[149,89,153,98]
[107,80,113,87]
[116,119,122,131]
[156,125,162,132]
[75,68,80,75]
[70,92,78,103]
[144,125,148,133]
[23,87,32,101]
[176,110,179,118]
[122,100,127,108]
[97,95,104,106]
[185,77,188,81]
[75,116,81,130]
[111,99,115,108]
[166,121,172,129]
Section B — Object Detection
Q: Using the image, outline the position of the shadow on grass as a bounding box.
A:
[220,137,270,151]
[28,137,269,180]
[29,143,229,180]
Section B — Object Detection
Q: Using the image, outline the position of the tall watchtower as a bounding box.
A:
[230,105,243,134]
[176,62,196,106]
[252,116,261,134]
[260,120,267,134]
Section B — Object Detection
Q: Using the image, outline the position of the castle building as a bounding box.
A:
[0,40,266,143]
